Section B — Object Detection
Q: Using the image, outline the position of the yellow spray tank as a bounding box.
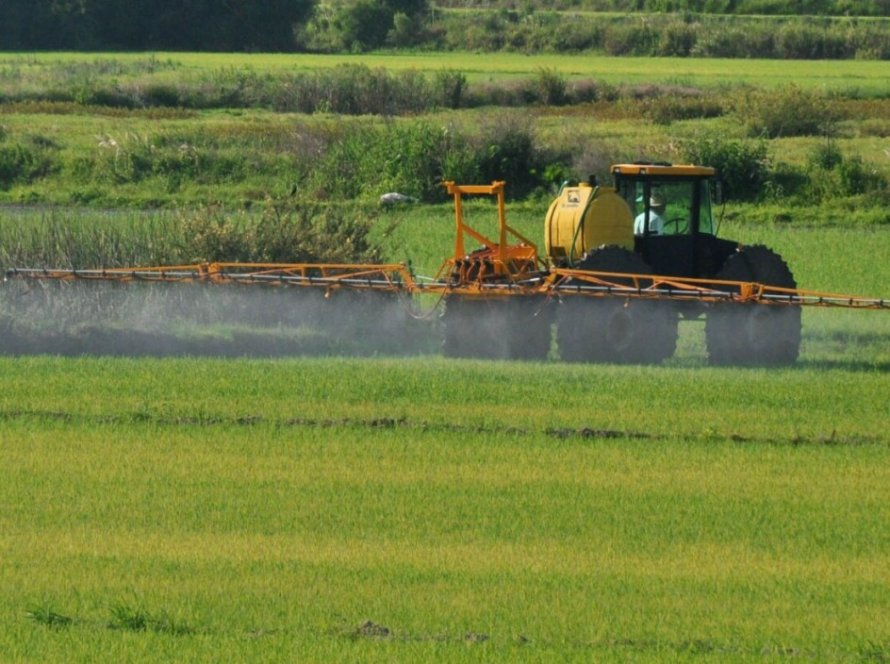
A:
[544,181,633,266]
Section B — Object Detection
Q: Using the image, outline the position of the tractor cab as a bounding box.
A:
[611,163,736,279]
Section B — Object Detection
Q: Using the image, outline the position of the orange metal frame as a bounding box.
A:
[438,181,543,284]
[3,182,888,310]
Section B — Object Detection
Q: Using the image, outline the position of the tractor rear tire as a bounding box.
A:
[706,245,801,366]
[556,246,678,364]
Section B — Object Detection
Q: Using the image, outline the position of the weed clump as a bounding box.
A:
[108,603,192,636]
[26,604,72,629]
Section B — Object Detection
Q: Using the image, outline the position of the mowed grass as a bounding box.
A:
[0,354,889,661]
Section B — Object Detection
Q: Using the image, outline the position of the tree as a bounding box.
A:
[0,0,317,51]
[330,0,429,51]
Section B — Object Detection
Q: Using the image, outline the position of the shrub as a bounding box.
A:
[177,202,383,264]
[602,24,658,55]
[472,116,542,198]
[732,85,839,138]
[657,22,697,56]
[537,68,567,106]
[775,24,850,59]
[681,134,770,201]
[838,154,885,196]
[141,84,183,107]
[0,140,56,190]
[640,94,725,125]
[434,70,467,109]
[807,140,843,171]
[798,140,888,202]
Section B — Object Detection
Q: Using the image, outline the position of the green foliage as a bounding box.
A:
[639,93,725,125]
[433,70,467,109]
[109,604,192,636]
[473,117,542,197]
[297,119,543,202]
[435,0,890,17]
[177,202,384,265]
[432,10,890,59]
[536,68,568,106]
[0,132,57,190]
[303,0,430,51]
[800,141,888,202]
[26,604,72,629]
[70,133,256,189]
[0,0,316,51]
[0,210,183,268]
[733,85,840,138]
[681,134,770,201]
[838,154,886,196]
[807,139,844,171]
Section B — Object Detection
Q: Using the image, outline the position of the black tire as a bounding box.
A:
[705,245,801,366]
[556,246,678,364]
[442,296,553,361]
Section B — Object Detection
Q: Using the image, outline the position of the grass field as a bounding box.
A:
[1,355,888,662]
[1,49,889,661]
[1,219,889,661]
[5,52,890,92]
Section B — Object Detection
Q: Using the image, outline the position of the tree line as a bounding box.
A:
[439,0,890,16]
[0,0,435,52]
[1,0,887,53]
[0,0,316,51]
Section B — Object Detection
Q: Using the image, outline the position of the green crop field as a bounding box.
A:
[1,48,889,662]
[1,216,889,661]
[5,51,890,91]
[1,352,889,662]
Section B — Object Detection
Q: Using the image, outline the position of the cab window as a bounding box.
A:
[629,180,694,236]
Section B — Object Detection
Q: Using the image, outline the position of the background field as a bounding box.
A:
[7,52,890,88]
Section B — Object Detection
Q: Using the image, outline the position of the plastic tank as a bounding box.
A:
[544,184,633,266]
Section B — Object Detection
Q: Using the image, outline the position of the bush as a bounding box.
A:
[657,22,697,56]
[775,24,850,59]
[681,134,770,201]
[640,94,725,125]
[732,85,839,138]
[537,68,567,106]
[472,116,542,198]
[602,24,658,55]
[807,140,843,171]
[793,142,886,202]
[434,70,466,109]
[0,139,56,190]
[838,154,885,196]
[178,202,383,264]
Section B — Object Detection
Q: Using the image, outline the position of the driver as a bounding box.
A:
[634,193,666,235]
